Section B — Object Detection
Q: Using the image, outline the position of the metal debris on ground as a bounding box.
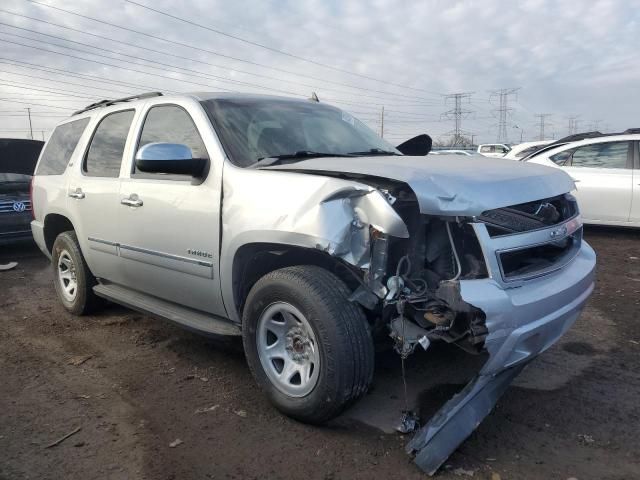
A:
[578,433,595,444]
[0,262,18,271]
[396,410,420,434]
[169,439,183,448]
[194,405,219,414]
[67,355,93,366]
[44,426,82,449]
[452,467,475,476]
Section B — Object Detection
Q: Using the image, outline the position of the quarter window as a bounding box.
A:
[135,105,207,177]
[549,149,574,166]
[84,110,135,177]
[36,118,90,175]
[570,142,629,169]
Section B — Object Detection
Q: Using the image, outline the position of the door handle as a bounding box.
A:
[68,188,85,199]
[121,195,143,207]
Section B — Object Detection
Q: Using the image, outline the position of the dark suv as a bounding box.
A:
[0,172,33,245]
[0,138,44,245]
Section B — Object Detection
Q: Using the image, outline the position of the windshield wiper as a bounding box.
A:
[251,151,354,168]
[347,148,401,156]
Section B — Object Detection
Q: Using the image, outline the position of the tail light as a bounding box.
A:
[29,177,35,220]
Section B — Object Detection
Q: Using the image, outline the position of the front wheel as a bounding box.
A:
[242,265,374,424]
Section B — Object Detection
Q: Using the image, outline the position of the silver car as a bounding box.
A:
[31,92,595,474]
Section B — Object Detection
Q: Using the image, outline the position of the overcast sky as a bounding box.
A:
[0,0,638,144]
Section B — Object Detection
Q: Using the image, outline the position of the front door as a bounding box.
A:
[117,103,225,316]
[561,140,633,223]
[66,109,136,285]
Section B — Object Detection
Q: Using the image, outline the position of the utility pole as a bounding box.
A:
[470,134,477,146]
[534,113,552,141]
[489,87,520,143]
[26,107,33,139]
[441,92,474,146]
[567,115,580,135]
[380,106,384,138]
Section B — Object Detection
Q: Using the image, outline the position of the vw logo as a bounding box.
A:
[12,201,26,213]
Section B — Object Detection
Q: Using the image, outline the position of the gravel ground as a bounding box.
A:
[1,226,639,480]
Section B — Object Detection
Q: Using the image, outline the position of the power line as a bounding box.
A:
[0,20,439,105]
[0,57,180,94]
[123,0,442,96]
[0,97,76,110]
[489,87,520,143]
[21,2,442,100]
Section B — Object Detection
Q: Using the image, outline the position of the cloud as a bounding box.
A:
[0,0,638,143]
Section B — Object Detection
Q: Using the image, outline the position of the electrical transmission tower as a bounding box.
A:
[441,92,474,146]
[567,116,581,135]
[534,113,552,141]
[587,119,602,131]
[490,87,520,143]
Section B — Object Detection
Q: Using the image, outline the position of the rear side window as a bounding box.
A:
[35,118,90,175]
[84,110,135,178]
[570,141,629,169]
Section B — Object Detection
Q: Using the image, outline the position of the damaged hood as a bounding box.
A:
[266,155,575,216]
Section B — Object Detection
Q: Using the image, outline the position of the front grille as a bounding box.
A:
[0,199,32,214]
[497,222,582,282]
[479,194,578,237]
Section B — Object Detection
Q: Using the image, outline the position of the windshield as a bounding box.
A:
[201,97,400,167]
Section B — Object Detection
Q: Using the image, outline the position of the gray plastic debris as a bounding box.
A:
[0,262,18,271]
[406,362,528,475]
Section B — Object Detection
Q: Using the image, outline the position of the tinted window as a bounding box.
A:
[135,105,208,177]
[570,142,629,169]
[36,118,90,175]
[515,146,541,158]
[85,110,134,177]
[549,149,573,166]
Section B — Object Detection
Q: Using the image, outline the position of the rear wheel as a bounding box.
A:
[242,265,374,424]
[52,231,103,315]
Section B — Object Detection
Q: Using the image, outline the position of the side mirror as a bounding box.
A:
[135,142,206,176]
[395,134,432,156]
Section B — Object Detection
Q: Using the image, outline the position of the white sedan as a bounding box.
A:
[526,134,639,227]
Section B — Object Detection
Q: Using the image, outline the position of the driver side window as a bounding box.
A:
[134,105,208,178]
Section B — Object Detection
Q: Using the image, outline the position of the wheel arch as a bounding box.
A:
[43,213,76,253]
[230,242,364,323]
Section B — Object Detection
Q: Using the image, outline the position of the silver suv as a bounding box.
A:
[31,92,595,474]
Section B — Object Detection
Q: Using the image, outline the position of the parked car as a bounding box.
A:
[0,138,44,245]
[503,140,551,160]
[430,149,477,156]
[0,172,33,245]
[477,143,511,157]
[526,133,640,227]
[31,92,595,474]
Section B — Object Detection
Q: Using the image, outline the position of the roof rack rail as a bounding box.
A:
[73,92,163,115]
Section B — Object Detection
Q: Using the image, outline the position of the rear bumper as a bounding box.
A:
[30,220,50,259]
[407,241,596,474]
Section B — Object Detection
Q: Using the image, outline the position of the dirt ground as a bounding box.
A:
[1,227,639,480]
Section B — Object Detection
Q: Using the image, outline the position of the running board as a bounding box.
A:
[93,283,241,336]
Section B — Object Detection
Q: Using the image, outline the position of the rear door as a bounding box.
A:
[117,101,225,316]
[561,140,633,223]
[65,109,137,284]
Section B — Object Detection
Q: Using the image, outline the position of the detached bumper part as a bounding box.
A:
[406,242,595,475]
[406,363,527,475]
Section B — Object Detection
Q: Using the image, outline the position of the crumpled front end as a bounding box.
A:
[223,163,595,475]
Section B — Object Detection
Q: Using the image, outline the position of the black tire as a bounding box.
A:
[52,230,103,315]
[242,265,374,424]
